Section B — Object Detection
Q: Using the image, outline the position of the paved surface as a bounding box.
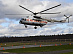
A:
[0,45,52,50]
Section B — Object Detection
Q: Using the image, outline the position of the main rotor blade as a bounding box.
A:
[40,12,61,14]
[38,4,61,13]
[5,14,32,15]
[19,5,34,14]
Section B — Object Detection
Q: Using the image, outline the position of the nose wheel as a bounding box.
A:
[34,26,37,29]
[25,25,27,28]
[40,25,43,28]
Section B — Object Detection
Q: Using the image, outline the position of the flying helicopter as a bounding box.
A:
[6,4,72,29]
[19,4,62,29]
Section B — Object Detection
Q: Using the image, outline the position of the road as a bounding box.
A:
[0,45,52,50]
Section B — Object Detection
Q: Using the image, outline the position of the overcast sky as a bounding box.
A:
[0,0,73,37]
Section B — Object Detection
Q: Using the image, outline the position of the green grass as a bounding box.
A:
[0,45,73,53]
[0,41,73,47]
[60,52,73,54]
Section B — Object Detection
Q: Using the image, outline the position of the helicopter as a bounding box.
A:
[19,4,62,29]
[6,4,72,29]
[19,14,72,29]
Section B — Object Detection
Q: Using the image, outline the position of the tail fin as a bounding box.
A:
[64,15,72,23]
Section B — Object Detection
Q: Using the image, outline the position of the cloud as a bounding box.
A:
[67,22,73,27]
[0,0,73,19]
[0,19,7,24]
[0,20,73,36]
[0,0,73,36]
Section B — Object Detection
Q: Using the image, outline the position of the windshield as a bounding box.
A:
[21,18,24,20]
[21,18,26,21]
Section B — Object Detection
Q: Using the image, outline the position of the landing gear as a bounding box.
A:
[34,26,37,29]
[24,24,27,28]
[40,25,43,28]
[25,25,27,28]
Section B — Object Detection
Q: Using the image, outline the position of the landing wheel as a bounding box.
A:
[34,26,37,29]
[25,25,27,28]
[40,25,43,28]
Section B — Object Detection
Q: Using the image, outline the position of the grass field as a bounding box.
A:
[0,41,73,47]
[60,52,73,54]
[0,45,73,53]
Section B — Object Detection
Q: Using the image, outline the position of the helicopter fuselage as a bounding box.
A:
[19,18,48,27]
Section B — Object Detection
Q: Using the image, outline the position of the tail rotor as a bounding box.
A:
[64,15,72,23]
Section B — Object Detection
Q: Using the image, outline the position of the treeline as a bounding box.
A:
[0,34,73,43]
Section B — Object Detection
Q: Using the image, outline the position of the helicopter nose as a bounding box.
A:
[19,20,22,24]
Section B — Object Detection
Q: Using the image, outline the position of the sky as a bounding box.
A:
[0,0,73,37]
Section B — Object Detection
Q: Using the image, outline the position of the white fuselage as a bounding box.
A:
[19,18,48,27]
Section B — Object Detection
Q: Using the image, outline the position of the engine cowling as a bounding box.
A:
[33,16,42,19]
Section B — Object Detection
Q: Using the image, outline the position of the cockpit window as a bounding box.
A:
[21,18,26,21]
[21,18,24,20]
